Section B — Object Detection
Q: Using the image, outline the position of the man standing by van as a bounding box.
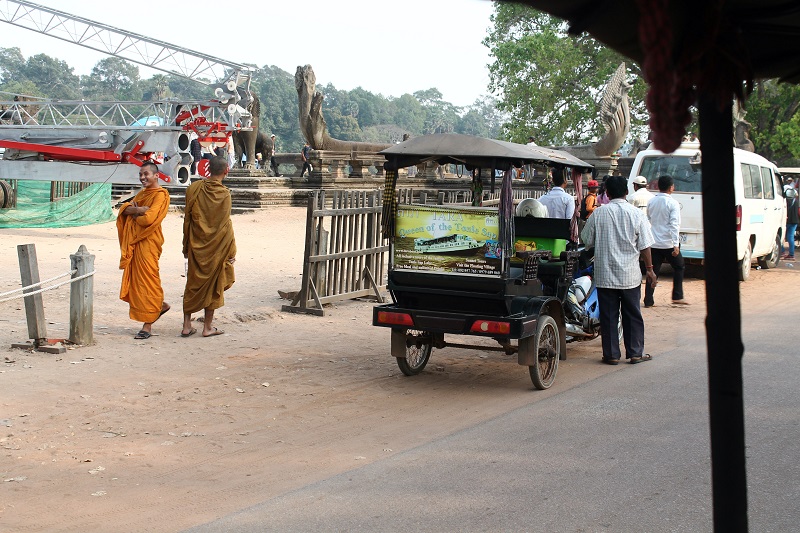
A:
[644,175,688,307]
[627,175,654,215]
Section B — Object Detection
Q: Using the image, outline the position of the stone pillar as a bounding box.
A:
[69,245,94,345]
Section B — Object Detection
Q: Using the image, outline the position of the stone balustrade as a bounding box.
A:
[268,150,387,182]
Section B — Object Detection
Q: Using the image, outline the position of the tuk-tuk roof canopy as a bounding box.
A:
[380,133,593,172]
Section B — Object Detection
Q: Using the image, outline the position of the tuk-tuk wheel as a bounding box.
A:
[527,315,560,390]
[397,329,432,376]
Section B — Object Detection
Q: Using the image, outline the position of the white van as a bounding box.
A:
[628,142,786,281]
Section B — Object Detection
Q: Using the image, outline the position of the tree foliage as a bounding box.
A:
[483,4,647,145]
[744,80,800,165]
[82,57,142,101]
[0,48,81,100]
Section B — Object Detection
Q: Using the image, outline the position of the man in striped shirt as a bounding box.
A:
[581,175,658,365]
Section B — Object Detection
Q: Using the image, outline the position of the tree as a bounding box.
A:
[141,74,170,101]
[325,107,363,141]
[389,94,425,134]
[744,80,800,165]
[253,65,304,151]
[82,57,142,101]
[20,53,81,100]
[0,48,43,99]
[456,96,505,138]
[348,87,392,128]
[165,75,210,101]
[483,3,647,145]
[413,88,460,134]
[0,47,26,86]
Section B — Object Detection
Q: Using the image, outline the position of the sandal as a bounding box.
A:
[629,354,653,364]
[134,330,151,340]
[180,328,197,338]
[601,358,620,365]
[202,327,224,337]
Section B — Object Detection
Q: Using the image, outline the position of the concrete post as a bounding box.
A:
[69,245,94,345]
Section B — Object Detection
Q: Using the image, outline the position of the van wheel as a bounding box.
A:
[738,241,752,281]
[757,234,781,269]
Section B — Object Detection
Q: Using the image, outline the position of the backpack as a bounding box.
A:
[579,194,590,220]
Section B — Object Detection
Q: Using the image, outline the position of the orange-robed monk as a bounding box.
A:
[180,156,236,338]
[116,161,171,340]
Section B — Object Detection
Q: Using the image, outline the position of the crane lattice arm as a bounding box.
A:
[0,0,252,88]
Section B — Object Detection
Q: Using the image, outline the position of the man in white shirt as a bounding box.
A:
[538,172,575,220]
[627,175,654,215]
[581,175,658,365]
[644,175,688,307]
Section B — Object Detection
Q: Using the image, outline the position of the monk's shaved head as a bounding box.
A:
[209,156,229,176]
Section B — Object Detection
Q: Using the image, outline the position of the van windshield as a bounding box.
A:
[639,155,702,193]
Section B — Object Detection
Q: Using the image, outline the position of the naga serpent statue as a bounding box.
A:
[593,62,633,156]
[295,64,391,153]
[556,62,632,159]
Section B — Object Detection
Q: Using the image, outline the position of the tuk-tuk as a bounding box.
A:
[373,134,593,389]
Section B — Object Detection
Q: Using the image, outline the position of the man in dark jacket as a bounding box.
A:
[189,136,202,175]
[782,188,798,260]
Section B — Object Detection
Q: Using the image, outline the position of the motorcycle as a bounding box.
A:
[560,250,623,344]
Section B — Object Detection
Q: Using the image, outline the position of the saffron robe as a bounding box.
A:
[182,179,236,314]
[116,187,170,323]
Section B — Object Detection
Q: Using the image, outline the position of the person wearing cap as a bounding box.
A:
[266,134,282,177]
[644,175,688,307]
[584,179,600,217]
[577,179,599,241]
[526,135,537,146]
[627,175,654,215]
[783,176,795,193]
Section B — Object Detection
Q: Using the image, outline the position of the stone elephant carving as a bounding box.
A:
[231,94,261,169]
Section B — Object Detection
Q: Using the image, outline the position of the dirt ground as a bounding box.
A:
[0,206,796,532]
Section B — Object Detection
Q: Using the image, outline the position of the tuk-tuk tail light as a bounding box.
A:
[377,311,414,326]
[470,320,511,335]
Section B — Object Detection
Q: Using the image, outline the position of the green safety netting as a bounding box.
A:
[0,181,115,228]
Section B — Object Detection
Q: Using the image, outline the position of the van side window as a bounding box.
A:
[742,163,764,199]
[760,167,775,199]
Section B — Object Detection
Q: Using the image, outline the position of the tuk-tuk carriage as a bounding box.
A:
[373,134,593,389]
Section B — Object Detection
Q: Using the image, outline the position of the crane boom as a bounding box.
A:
[0,0,252,88]
[0,0,259,189]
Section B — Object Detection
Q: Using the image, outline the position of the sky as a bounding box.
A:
[0,0,497,108]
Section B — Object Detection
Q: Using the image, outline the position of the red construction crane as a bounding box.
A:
[0,0,255,186]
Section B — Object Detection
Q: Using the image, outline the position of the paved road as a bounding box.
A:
[186,273,800,532]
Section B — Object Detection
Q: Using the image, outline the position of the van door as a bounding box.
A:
[740,163,769,256]
[761,166,785,248]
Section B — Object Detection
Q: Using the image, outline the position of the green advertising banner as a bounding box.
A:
[393,205,502,277]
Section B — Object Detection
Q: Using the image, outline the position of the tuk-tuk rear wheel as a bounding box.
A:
[397,329,432,376]
[528,315,560,390]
